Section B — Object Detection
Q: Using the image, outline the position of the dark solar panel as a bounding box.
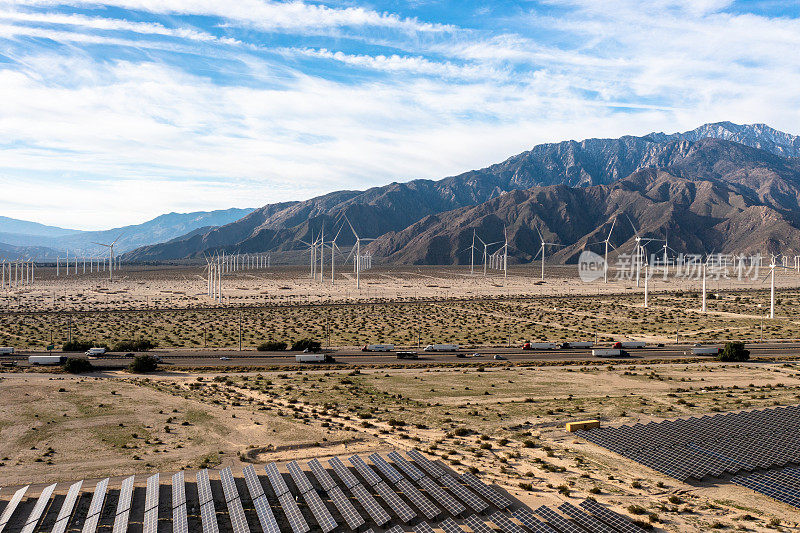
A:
[397,479,441,520]
[407,449,446,478]
[329,457,360,489]
[579,405,800,481]
[579,499,648,533]
[438,475,489,513]
[374,481,417,523]
[534,505,585,533]
[440,517,467,533]
[460,472,513,509]
[512,508,559,533]
[307,459,337,491]
[464,514,494,533]
[418,476,465,516]
[328,486,365,530]
[557,502,617,533]
[388,451,425,482]
[369,453,405,484]
[349,455,383,487]
[351,483,391,526]
[278,492,310,533]
[489,511,528,533]
[414,522,436,533]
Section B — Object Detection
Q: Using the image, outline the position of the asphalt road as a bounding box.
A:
[4,342,800,369]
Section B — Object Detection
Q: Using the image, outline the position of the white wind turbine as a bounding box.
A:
[533,226,565,281]
[603,217,617,283]
[344,215,376,290]
[92,235,121,282]
[762,255,792,319]
[476,235,501,277]
[329,225,344,285]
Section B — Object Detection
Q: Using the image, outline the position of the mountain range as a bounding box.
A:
[119,121,800,265]
[0,208,254,259]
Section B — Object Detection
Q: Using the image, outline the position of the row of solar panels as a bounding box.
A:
[732,466,800,509]
[0,450,643,533]
[579,406,800,481]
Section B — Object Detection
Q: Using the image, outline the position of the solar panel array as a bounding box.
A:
[51,480,82,533]
[732,466,800,509]
[112,475,135,533]
[460,472,513,509]
[20,483,55,533]
[580,405,800,481]
[172,471,189,533]
[220,467,250,533]
[439,474,489,513]
[0,449,649,533]
[82,477,108,533]
[0,485,29,533]
[197,469,220,533]
[243,464,281,533]
[142,474,160,533]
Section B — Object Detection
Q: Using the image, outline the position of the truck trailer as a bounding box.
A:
[688,346,721,355]
[29,355,66,365]
[295,354,336,363]
[0,347,15,355]
[592,348,628,357]
[423,344,459,352]
[561,342,594,349]
[522,342,557,350]
[362,344,395,352]
[613,341,647,349]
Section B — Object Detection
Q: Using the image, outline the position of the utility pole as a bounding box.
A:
[238,310,243,352]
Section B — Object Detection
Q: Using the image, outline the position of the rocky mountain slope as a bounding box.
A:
[122,123,800,263]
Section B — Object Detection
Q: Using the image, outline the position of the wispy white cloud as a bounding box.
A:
[0,0,799,229]
[9,0,456,34]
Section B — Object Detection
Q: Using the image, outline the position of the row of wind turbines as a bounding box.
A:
[300,215,374,290]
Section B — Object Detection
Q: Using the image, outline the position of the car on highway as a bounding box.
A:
[493,354,507,360]
[220,356,230,361]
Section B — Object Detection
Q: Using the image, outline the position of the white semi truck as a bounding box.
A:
[362,344,395,352]
[29,355,66,365]
[295,354,336,363]
[423,344,459,352]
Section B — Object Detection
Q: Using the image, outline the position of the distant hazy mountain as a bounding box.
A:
[0,208,254,258]
[0,216,81,238]
[0,242,61,261]
[122,122,800,263]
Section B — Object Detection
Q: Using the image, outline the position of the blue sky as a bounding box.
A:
[1,0,799,229]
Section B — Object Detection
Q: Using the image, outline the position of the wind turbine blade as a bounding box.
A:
[333,225,343,243]
[343,214,359,240]
[535,225,544,242]
[608,216,616,240]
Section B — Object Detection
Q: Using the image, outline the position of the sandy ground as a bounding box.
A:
[3,361,800,531]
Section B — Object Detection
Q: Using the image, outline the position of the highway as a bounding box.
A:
[4,342,800,369]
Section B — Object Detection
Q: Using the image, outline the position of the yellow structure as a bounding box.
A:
[566,420,600,432]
